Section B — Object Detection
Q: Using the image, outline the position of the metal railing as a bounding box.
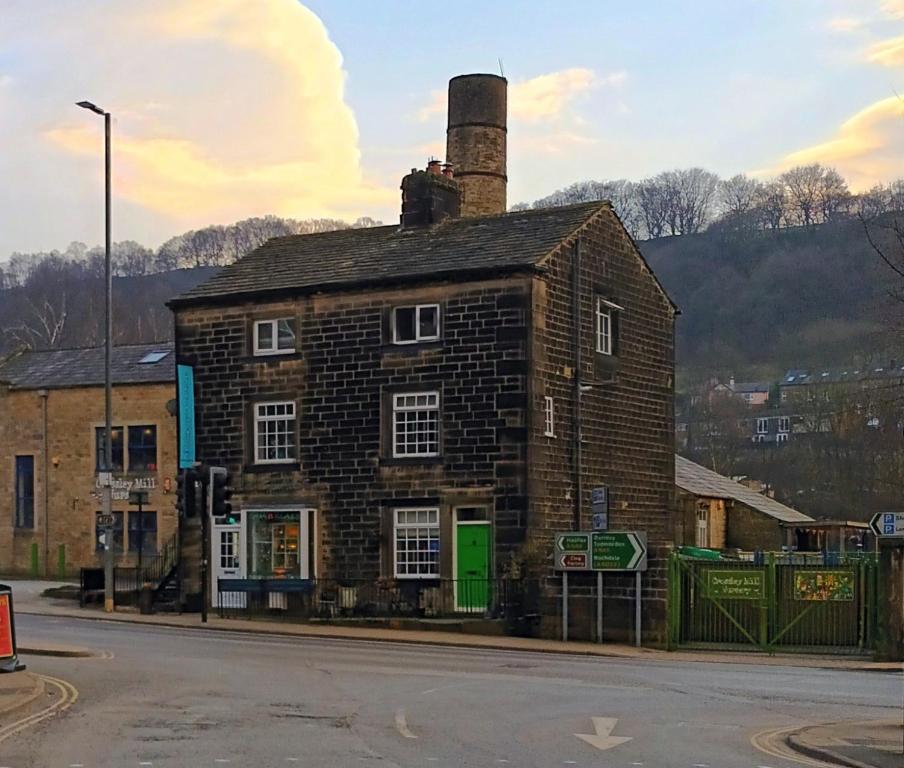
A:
[216,577,541,628]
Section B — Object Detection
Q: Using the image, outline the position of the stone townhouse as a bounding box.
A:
[170,74,677,640]
[0,343,178,577]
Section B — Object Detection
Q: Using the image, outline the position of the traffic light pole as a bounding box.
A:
[204,466,232,624]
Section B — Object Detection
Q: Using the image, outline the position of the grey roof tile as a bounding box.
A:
[170,202,612,305]
[676,454,813,523]
[0,342,175,390]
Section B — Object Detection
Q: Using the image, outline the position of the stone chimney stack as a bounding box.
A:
[445,74,507,217]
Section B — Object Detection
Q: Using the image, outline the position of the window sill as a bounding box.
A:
[381,341,443,356]
[380,456,444,468]
[240,353,303,364]
[12,527,36,535]
[243,462,301,474]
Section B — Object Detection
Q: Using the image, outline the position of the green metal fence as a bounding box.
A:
[667,552,878,654]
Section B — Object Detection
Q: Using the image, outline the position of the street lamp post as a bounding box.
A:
[77,100,114,613]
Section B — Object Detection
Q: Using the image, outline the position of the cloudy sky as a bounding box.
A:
[1,0,902,257]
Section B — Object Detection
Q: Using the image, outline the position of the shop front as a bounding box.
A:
[212,506,316,608]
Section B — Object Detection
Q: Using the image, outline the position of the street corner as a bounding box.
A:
[17,641,101,659]
[0,669,44,720]
[785,720,904,768]
[0,671,79,745]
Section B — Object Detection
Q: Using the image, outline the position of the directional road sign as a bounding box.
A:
[591,532,647,571]
[869,512,904,537]
[554,531,647,572]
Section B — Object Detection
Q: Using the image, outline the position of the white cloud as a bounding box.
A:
[769,97,904,189]
[418,67,622,123]
[882,0,904,18]
[868,35,904,66]
[0,0,394,254]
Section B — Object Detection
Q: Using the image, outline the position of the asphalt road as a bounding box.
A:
[3,613,901,768]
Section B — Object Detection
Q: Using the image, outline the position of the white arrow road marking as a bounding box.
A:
[574,717,632,752]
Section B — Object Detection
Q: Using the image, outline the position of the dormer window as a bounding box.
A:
[253,318,295,356]
[392,304,440,344]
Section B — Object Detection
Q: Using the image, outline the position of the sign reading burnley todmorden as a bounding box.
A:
[704,570,765,600]
[554,532,647,572]
[591,532,647,571]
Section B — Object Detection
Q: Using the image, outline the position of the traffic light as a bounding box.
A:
[210,468,233,521]
[175,468,197,518]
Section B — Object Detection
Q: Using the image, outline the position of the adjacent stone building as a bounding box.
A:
[170,74,677,640]
[0,343,179,576]
[675,455,813,551]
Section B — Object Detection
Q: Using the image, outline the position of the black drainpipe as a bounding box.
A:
[572,238,582,531]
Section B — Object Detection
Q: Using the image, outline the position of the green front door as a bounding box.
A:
[456,523,491,612]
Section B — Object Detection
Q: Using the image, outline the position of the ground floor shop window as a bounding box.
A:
[394,508,440,578]
[128,511,158,554]
[95,511,124,553]
[248,509,312,578]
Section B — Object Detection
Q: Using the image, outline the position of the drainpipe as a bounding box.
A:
[38,389,49,576]
[572,239,582,532]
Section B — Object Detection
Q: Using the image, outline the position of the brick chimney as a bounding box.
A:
[445,74,507,217]
[400,161,461,227]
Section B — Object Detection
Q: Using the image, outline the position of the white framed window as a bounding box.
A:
[778,416,790,433]
[756,417,769,435]
[695,508,709,548]
[253,318,295,356]
[544,396,555,437]
[776,432,789,444]
[392,392,440,457]
[392,304,440,344]
[253,401,297,464]
[394,508,440,578]
[595,298,622,355]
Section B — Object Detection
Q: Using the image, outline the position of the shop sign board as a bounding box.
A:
[554,531,647,572]
[704,569,765,600]
[869,512,904,538]
[793,570,855,601]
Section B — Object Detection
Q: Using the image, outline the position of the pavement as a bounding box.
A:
[0,670,43,718]
[787,720,904,768]
[11,586,903,672]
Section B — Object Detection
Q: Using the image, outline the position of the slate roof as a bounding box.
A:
[781,366,904,387]
[171,202,674,308]
[732,381,771,394]
[0,342,175,390]
[675,455,813,524]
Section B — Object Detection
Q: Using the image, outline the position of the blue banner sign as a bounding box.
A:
[177,364,196,469]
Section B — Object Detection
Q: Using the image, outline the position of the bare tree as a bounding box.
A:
[719,174,763,219]
[637,176,671,239]
[756,180,788,230]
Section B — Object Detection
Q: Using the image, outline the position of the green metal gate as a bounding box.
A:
[667,552,878,654]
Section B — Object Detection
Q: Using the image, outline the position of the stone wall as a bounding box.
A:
[528,205,676,642]
[0,383,178,576]
[175,277,532,582]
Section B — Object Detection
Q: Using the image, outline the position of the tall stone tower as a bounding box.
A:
[445,74,507,217]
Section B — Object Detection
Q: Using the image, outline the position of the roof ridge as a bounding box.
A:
[6,340,174,356]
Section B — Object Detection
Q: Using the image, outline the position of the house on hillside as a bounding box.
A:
[675,455,813,551]
[0,343,178,577]
[169,74,678,642]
